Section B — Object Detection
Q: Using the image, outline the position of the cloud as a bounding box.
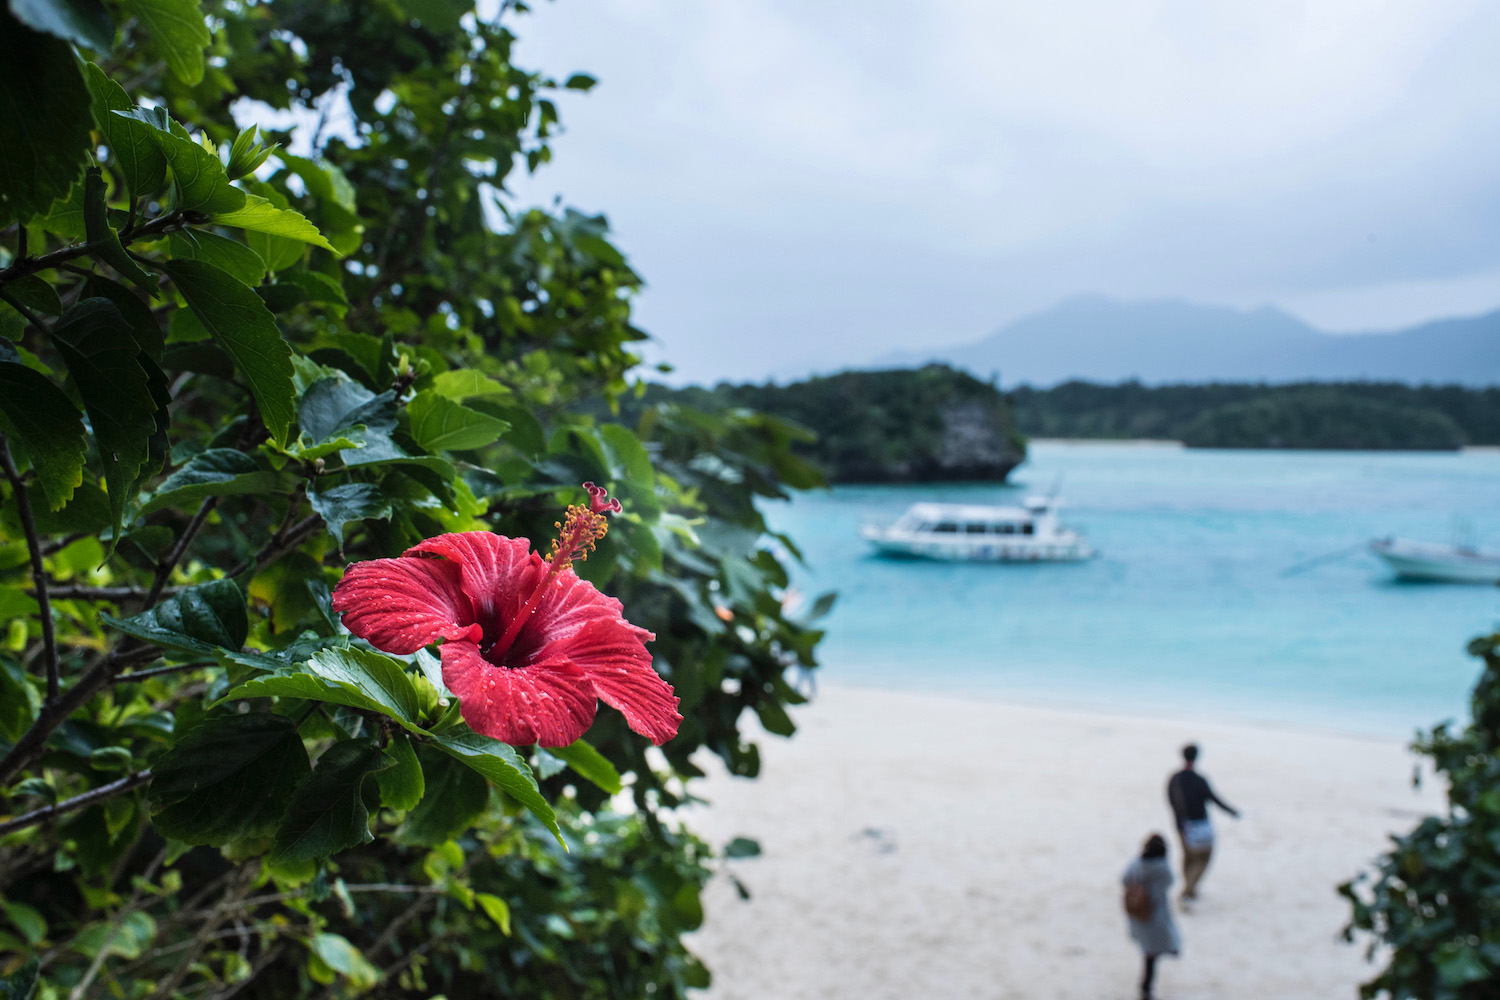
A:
[506,0,1500,383]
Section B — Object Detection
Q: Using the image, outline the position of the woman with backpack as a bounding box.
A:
[1122,833,1180,1000]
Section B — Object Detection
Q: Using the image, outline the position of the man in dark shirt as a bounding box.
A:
[1166,743,1239,901]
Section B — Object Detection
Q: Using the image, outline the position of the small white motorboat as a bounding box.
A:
[862,495,1094,563]
[1369,537,1500,584]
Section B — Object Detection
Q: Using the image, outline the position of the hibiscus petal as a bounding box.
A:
[557,618,680,745]
[406,531,543,634]
[331,556,481,654]
[440,641,598,747]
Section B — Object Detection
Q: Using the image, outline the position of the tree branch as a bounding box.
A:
[1,436,59,702]
[0,770,153,836]
[0,210,188,290]
[145,497,218,607]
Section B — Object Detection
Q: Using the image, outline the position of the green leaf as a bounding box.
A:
[297,377,395,443]
[0,956,39,1000]
[69,911,155,960]
[124,0,211,86]
[112,108,244,214]
[10,0,114,50]
[167,229,266,286]
[1,901,46,946]
[431,368,507,401]
[138,449,279,514]
[83,275,163,359]
[476,893,511,935]
[1437,944,1490,987]
[4,275,61,317]
[83,167,159,294]
[375,735,424,811]
[395,747,488,845]
[724,836,762,859]
[542,740,622,794]
[102,578,248,656]
[306,933,381,990]
[407,390,509,452]
[226,647,423,729]
[226,125,277,181]
[600,423,654,486]
[307,482,392,549]
[149,713,310,846]
[82,63,166,197]
[271,739,381,863]
[50,298,159,539]
[0,19,92,227]
[274,269,347,307]
[213,195,337,253]
[428,726,560,844]
[0,353,86,511]
[163,258,295,446]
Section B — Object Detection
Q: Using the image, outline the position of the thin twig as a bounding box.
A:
[0,287,53,334]
[157,866,261,997]
[0,770,153,836]
[34,583,157,602]
[145,497,218,607]
[204,943,286,1000]
[113,660,216,684]
[40,532,86,555]
[68,848,168,1000]
[1,437,59,702]
[0,210,186,289]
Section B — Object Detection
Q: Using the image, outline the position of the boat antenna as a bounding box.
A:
[1049,473,1064,502]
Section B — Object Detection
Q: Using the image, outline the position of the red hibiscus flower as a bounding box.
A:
[331,483,680,747]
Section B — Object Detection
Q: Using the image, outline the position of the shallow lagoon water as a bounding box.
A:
[766,442,1500,737]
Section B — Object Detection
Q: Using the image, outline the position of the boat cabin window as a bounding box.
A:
[965,523,987,534]
[933,522,959,533]
[1021,522,1034,536]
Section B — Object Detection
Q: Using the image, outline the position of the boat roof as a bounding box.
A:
[898,501,1051,521]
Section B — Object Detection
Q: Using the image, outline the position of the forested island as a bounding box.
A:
[1009,380,1500,449]
[644,367,1027,483]
[657,369,1500,482]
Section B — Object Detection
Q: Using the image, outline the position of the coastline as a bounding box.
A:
[685,683,1443,1000]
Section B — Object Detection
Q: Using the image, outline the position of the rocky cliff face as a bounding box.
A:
[930,401,1026,481]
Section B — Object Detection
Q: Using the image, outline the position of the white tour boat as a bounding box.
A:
[1369,537,1500,585]
[862,496,1094,563]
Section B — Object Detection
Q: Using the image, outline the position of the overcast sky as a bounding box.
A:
[503,0,1500,384]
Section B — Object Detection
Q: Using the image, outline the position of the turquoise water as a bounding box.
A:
[767,443,1500,737]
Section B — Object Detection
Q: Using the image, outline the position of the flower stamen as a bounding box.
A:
[489,483,621,661]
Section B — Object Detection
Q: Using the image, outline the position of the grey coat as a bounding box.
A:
[1123,857,1181,957]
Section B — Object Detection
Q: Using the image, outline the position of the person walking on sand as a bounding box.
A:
[1166,742,1240,901]
[1123,833,1180,1000]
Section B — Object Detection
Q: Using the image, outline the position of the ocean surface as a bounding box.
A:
[765,442,1500,738]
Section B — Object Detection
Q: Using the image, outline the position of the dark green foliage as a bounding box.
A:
[650,364,1027,483]
[1343,632,1500,997]
[1010,380,1500,448]
[0,3,829,997]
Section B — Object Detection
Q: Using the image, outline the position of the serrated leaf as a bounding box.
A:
[124,0,210,86]
[375,736,423,811]
[82,62,166,197]
[149,713,310,846]
[138,449,279,514]
[542,739,622,794]
[50,298,159,540]
[0,20,92,227]
[83,166,159,294]
[102,578,248,656]
[298,377,396,444]
[271,739,381,863]
[0,355,86,510]
[83,274,163,359]
[307,481,392,549]
[111,108,244,214]
[163,258,295,445]
[431,368,507,401]
[213,195,337,253]
[407,390,509,452]
[167,229,266,285]
[428,726,559,844]
[226,647,423,729]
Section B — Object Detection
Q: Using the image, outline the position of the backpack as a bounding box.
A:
[1123,881,1153,921]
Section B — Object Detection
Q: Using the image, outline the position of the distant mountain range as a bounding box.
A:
[883,296,1500,386]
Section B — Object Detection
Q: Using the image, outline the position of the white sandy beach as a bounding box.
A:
[685,684,1444,1000]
